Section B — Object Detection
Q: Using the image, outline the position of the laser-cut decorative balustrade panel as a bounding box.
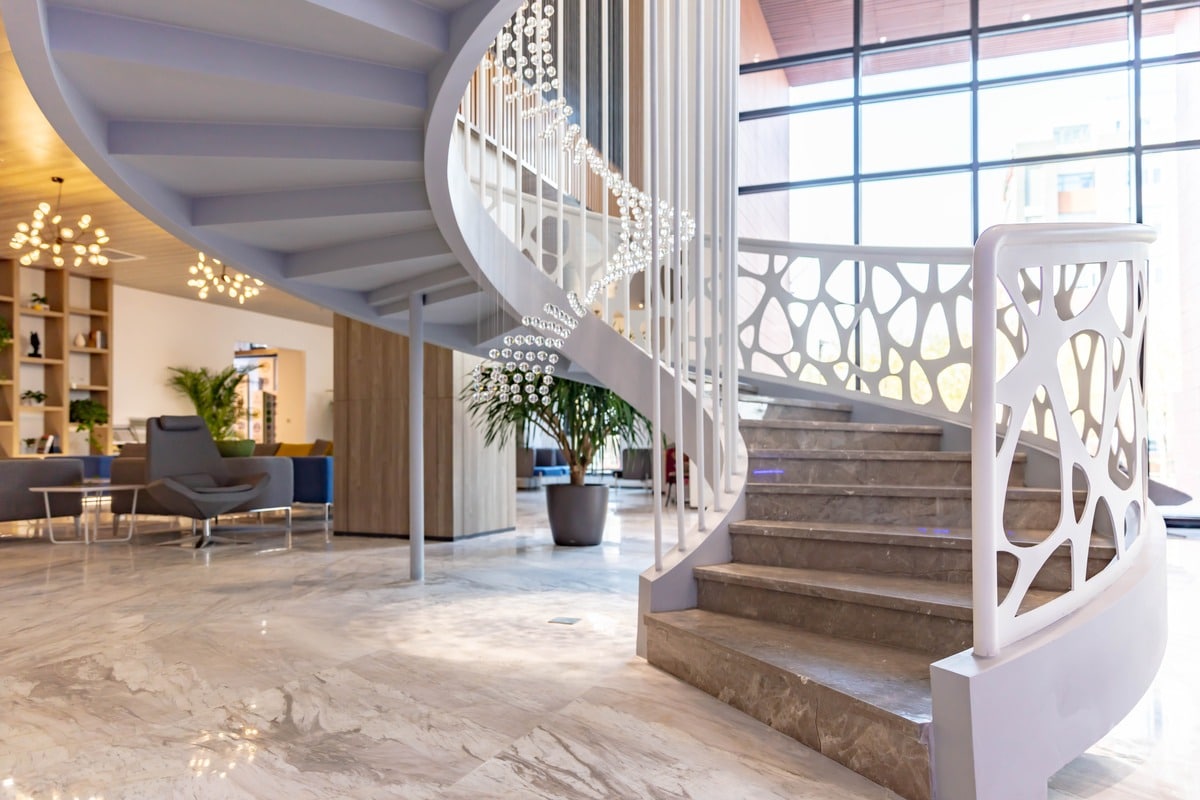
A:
[734,228,1154,655]
[973,225,1154,655]
[734,239,977,422]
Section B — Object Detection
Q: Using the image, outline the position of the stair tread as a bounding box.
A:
[648,608,933,724]
[730,518,1116,553]
[749,449,1026,462]
[747,482,1077,499]
[741,419,941,433]
[740,395,853,412]
[695,562,1059,619]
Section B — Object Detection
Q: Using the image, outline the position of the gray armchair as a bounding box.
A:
[144,415,271,548]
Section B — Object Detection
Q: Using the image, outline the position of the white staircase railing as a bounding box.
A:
[433,0,745,582]
[732,226,1157,657]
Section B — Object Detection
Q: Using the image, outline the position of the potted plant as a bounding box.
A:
[0,316,12,352]
[69,397,109,453]
[28,292,48,311]
[464,372,648,546]
[22,437,37,454]
[21,389,47,405]
[167,364,256,456]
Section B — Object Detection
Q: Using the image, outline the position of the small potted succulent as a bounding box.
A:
[28,292,49,311]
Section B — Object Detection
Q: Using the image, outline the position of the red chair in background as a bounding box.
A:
[664,446,689,505]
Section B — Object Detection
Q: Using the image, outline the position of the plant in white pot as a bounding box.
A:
[464,372,648,546]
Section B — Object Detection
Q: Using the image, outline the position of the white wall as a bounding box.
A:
[112,286,333,441]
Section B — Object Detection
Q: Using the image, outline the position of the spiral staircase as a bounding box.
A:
[2,1,1169,798]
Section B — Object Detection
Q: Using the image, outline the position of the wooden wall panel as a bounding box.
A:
[332,315,513,539]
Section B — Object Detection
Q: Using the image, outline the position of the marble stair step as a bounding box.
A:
[694,563,1056,657]
[748,449,1027,487]
[738,395,854,422]
[740,419,943,452]
[729,520,1115,592]
[746,482,1080,529]
[644,608,933,800]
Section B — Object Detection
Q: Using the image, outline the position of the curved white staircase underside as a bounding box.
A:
[1,0,516,354]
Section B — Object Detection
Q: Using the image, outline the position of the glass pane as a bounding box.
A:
[977,155,1131,229]
[978,71,1131,162]
[786,58,855,104]
[862,0,969,43]
[1141,61,1200,145]
[978,18,1130,81]
[862,40,972,94]
[740,68,794,114]
[861,92,971,173]
[861,172,973,247]
[1142,7,1200,59]
[738,184,855,243]
[1142,148,1200,497]
[739,60,855,111]
[740,115,793,187]
[752,0,853,58]
[979,0,1122,29]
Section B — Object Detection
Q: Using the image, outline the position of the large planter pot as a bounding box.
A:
[545,483,609,546]
[216,439,255,457]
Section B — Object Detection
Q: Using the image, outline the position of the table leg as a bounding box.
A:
[42,491,57,543]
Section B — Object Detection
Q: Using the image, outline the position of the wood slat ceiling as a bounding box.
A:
[0,14,332,327]
[754,0,1173,88]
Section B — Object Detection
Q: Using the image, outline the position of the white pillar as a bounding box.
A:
[409,294,425,581]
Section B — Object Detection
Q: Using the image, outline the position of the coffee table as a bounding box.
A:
[28,482,144,544]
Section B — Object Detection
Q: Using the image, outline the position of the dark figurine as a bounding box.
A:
[29,331,41,358]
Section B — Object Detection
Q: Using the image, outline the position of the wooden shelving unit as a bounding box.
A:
[0,258,113,458]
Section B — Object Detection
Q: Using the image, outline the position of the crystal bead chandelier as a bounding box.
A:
[186,252,264,304]
[8,176,111,268]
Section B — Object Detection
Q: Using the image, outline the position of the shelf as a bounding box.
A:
[68,306,110,317]
[69,384,109,392]
[70,346,109,355]
[20,357,64,365]
[0,294,13,303]
[19,405,65,413]
[19,307,64,318]
[0,379,12,386]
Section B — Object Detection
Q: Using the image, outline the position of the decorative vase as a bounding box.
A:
[73,332,87,347]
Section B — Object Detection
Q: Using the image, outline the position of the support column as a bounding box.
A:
[409,294,425,580]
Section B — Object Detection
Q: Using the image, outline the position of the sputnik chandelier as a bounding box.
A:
[187,252,264,304]
[8,176,111,268]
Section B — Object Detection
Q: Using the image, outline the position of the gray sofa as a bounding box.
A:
[0,458,84,524]
[109,456,294,521]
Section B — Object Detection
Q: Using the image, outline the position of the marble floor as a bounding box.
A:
[0,493,1195,799]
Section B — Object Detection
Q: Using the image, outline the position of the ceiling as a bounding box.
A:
[0,13,333,327]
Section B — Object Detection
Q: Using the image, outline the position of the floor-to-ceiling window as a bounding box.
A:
[739,0,1200,501]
